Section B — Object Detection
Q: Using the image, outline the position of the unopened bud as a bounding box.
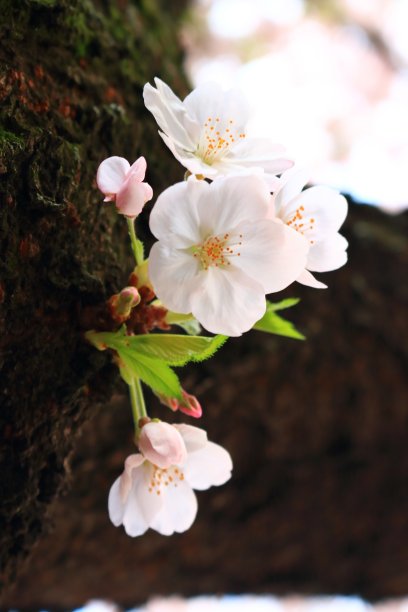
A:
[157,390,202,419]
[108,286,141,323]
[178,391,202,419]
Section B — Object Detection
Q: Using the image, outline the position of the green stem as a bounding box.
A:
[127,217,144,266]
[129,377,147,433]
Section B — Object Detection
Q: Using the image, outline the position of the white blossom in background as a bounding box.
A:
[143,78,292,189]
[185,2,408,211]
[108,422,232,537]
[271,170,348,288]
[148,175,308,336]
[96,156,153,218]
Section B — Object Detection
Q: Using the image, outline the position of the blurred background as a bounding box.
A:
[183,0,408,212]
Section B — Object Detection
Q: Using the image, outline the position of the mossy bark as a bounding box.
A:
[0,0,188,594]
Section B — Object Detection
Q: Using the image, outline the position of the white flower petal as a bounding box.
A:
[261,173,284,193]
[190,266,266,336]
[122,465,163,536]
[96,156,130,195]
[307,233,349,272]
[120,453,145,501]
[287,187,348,237]
[108,477,125,527]
[134,464,165,524]
[184,441,233,491]
[184,82,250,131]
[235,219,305,292]
[154,78,202,142]
[121,473,150,537]
[196,175,271,237]
[273,168,310,216]
[236,219,308,293]
[149,180,207,246]
[148,242,200,314]
[143,80,198,151]
[149,480,198,536]
[296,269,327,289]
[159,132,219,178]
[226,138,293,175]
[173,424,208,453]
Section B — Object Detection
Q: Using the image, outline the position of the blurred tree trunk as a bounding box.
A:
[0,0,188,596]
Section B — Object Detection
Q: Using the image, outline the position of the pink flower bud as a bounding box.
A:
[96,156,153,218]
[158,390,203,419]
[138,421,187,469]
[178,391,202,418]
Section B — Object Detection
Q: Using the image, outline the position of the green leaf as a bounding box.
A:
[266,298,300,312]
[119,348,183,399]
[85,328,127,351]
[165,311,202,336]
[254,301,305,340]
[172,318,202,336]
[85,328,227,397]
[122,334,228,366]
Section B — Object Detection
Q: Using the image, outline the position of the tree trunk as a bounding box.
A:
[0,0,188,596]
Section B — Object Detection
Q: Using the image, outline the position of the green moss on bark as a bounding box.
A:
[0,0,188,593]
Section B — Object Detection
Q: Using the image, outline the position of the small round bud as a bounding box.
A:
[108,286,141,323]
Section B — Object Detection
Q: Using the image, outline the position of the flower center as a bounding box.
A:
[192,233,243,270]
[198,117,246,165]
[285,205,316,245]
[148,465,185,496]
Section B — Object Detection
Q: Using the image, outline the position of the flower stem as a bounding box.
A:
[128,377,147,432]
[127,217,144,266]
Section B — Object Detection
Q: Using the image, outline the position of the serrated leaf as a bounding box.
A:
[266,298,300,312]
[119,348,183,399]
[122,334,228,366]
[254,307,305,340]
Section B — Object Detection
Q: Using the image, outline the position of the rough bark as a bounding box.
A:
[0,0,188,596]
[2,202,408,610]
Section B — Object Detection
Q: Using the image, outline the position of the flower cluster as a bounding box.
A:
[144,79,348,336]
[92,77,349,538]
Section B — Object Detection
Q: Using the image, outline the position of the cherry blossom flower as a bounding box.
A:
[272,170,348,288]
[96,156,153,218]
[148,175,308,336]
[108,422,232,537]
[143,78,293,188]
